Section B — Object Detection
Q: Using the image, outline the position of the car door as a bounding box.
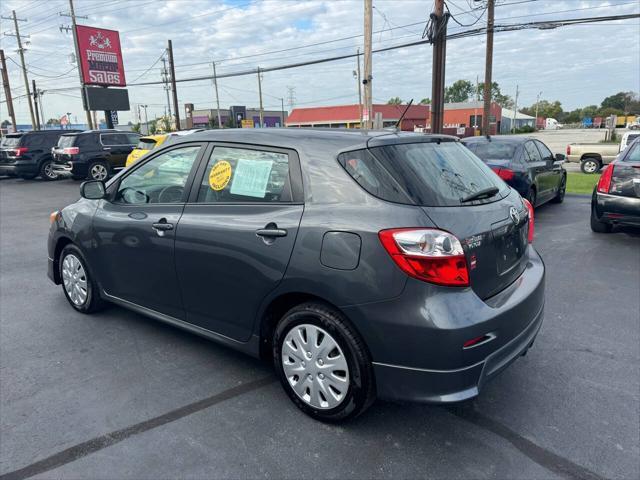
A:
[100,133,133,168]
[174,143,304,342]
[534,140,563,198]
[523,140,550,204]
[90,143,206,318]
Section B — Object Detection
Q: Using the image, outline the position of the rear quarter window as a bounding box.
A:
[57,136,76,148]
[2,136,23,147]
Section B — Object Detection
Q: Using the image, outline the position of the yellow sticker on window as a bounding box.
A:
[208,160,232,191]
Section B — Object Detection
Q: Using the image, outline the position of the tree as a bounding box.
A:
[601,91,631,112]
[419,98,431,105]
[581,105,599,119]
[387,97,403,105]
[521,100,563,120]
[444,79,474,103]
[46,118,60,126]
[131,123,141,133]
[208,116,219,129]
[224,116,235,128]
[478,81,514,109]
[148,120,157,135]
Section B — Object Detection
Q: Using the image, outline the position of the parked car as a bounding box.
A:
[619,131,640,152]
[47,129,544,422]
[125,134,170,167]
[125,130,206,168]
[462,135,566,207]
[566,135,629,174]
[0,130,81,180]
[591,137,640,233]
[52,129,141,181]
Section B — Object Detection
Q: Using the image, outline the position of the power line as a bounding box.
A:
[129,51,166,83]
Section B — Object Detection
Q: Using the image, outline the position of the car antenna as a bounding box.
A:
[394,99,414,130]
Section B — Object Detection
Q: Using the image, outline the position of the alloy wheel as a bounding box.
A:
[90,164,108,181]
[62,254,88,306]
[583,160,598,174]
[281,324,350,410]
[43,162,57,179]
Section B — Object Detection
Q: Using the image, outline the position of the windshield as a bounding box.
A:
[137,139,157,150]
[466,141,518,161]
[2,135,22,148]
[340,141,509,207]
[57,136,76,148]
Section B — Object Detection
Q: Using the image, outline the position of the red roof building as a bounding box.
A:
[285,104,429,131]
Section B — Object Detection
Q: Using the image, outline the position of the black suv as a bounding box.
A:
[0,130,81,180]
[52,130,141,181]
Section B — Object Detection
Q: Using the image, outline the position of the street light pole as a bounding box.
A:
[535,91,542,130]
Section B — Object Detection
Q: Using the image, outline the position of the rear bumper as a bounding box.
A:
[341,245,545,404]
[593,191,640,227]
[53,160,87,177]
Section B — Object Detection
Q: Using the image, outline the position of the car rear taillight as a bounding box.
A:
[13,147,28,157]
[566,145,571,156]
[523,198,534,243]
[491,167,515,181]
[62,147,79,155]
[378,228,469,286]
[597,164,614,193]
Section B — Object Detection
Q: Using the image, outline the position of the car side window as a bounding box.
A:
[101,133,129,146]
[114,146,201,204]
[524,142,541,162]
[196,146,292,203]
[535,140,553,160]
[75,135,95,148]
[25,135,45,147]
[126,133,141,145]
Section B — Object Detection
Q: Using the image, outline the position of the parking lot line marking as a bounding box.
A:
[448,406,604,480]
[0,376,277,480]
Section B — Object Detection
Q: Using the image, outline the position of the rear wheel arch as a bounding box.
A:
[258,292,367,362]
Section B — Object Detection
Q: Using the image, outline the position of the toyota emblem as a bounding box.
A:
[509,207,520,225]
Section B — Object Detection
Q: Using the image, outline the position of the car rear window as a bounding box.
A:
[57,135,76,148]
[137,139,157,150]
[622,142,640,162]
[2,135,23,147]
[466,141,517,160]
[339,141,509,207]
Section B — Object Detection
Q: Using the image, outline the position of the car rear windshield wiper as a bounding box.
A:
[460,186,500,203]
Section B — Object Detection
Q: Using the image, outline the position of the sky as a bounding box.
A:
[1,0,639,125]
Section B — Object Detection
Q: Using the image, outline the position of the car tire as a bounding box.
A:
[59,244,105,313]
[590,206,612,233]
[527,188,537,208]
[273,302,376,422]
[39,160,58,181]
[87,161,110,181]
[551,175,566,203]
[580,158,601,174]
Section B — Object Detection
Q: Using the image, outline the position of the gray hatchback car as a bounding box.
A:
[47,129,545,421]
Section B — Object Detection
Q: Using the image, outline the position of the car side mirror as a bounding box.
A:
[555,153,565,162]
[80,180,106,200]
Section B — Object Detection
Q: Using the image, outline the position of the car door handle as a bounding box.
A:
[152,220,174,237]
[256,228,287,237]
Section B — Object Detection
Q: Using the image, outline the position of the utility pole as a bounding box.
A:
[482,0,495,136]
[161,55,172,119]
[3,11,36,129]
[0,49,17,132]
[32,79,41,130]
[281,97,285,127]
[534,91,542,130]
[167,40,180,130]
[142,104,149,134]
[363,0,373,129]
[60,0,92,129]
[473,74,479,130]
[511,84,519,133]
[354,48,363,127]
[287,86,296,110]
[38,88,45,128]
[211,61,222,128]
[257,67,264,128]
[430,0,447,134]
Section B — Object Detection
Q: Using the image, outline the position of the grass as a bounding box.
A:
[566,172,600,195]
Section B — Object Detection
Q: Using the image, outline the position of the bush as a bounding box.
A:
[513,125,535,134]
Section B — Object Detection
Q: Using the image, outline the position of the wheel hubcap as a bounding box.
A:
[91,164,107,180]
[281,324,349,410]
[44,162,56,178]
[62,254,88,306]
[584,161,597,173]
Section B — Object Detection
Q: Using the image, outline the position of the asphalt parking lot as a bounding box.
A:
[1,177,638,480]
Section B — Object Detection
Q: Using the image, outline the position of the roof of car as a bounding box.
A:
[172,128,457,152]
[462,135,531,143]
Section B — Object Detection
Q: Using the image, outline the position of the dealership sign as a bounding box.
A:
[75,25,126,87]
